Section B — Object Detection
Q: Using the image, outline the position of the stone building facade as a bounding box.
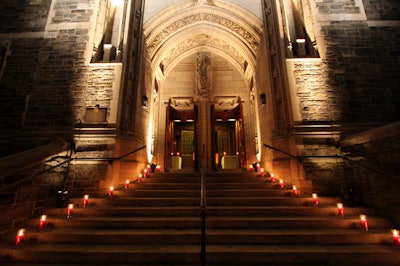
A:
[0,0,399,236]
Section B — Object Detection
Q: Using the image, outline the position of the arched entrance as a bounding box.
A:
[143,1,263,171]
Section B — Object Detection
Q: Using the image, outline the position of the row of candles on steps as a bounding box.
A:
[14,169,400,247]
[15,202,400,247]
[16,165,160,245]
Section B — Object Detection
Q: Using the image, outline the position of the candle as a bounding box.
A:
[156,165,161,172]
[312,193,318,205]
[108,186,114,197]
[16,229,25,245]
[125,179,130,189]
[360,214,368,231]
[248,164,254,172]
[279,179,284,189]
[83,194,89,207]
[270,173,275,183]
[177,152,180,156]
[67,204,74,219]
[256,163,261,172]
[292,185,298,197]
[147,164,151,172]
[337,203,344,217]
[260,168,265,177]
[138,174,143,183]
[223,152,226,156]
[391,229,400,246]
[143,169,148,178]
[39,215,47,229]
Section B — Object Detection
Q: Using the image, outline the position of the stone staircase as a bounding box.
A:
[1,171,400,265]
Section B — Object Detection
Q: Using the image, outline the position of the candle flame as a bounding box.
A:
[18,229,25,236]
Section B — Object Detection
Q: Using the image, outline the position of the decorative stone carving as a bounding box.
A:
[170,97,194,110]
[147,13,259,57]
[196,52,212,98]
[162,34,245,69]
[194,0,214,6]
[214,96,240,108]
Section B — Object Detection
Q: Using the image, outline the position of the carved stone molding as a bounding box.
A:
[161,34,245,69]
[214,96,240,109]
[170,97,194,110]
[147,13,260,57]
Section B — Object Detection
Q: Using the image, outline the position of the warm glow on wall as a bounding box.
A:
[111,0,123,6]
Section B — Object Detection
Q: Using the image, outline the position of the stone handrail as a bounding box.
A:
[0,138,70,180]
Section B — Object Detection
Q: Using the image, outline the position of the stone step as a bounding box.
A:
[69,197,201,207]
[25,216,201,230]
[116,189,202,197]
[7,229,201,245]
[43,206,201,217]
[206,196,339,206]
[206,206,375,216]
[7,228,393,246]
[141,177,201,183]
[0,244,201,265]
[206,182,288,190]
[206,229,393,245]
[206,216,392,229]
[205,244,400,265]
[134,183,200,190]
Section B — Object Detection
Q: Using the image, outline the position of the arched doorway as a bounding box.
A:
[143,1,263,170]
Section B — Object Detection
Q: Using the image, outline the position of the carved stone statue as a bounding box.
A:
[196,52,212,98]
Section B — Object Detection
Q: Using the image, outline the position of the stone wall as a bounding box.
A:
[0,0,51,33]
[340,121,400,226]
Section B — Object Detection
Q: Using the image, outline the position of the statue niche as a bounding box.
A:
[196,52,212,98]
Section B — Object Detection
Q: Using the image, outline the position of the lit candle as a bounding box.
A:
[39,215,47,229]
[177,152,180,156]
[256,163,261,172]
[279,179,284,189]
[312,193,318,205]
[83,194,89,207]
[292,185,298,197]
[360,214,368,231]
[223,152,226,156]
[248,164,254,172]
[337,203,344,217]
[156,165,161,172]
[270,173,275,183]
[108,186,114,197]
[16,229,25,245]
[138,174,143,183]
[125,179,130,189]
[391,229,400,246]
[147,164,151,172]
[67,204,74,219]
[171,152,174,156]
[143,169,148,178]
[260,168,265,177]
